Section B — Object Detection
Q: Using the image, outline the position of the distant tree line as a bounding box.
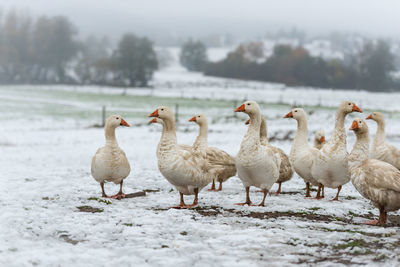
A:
[1,9,398,91]
[0,10,157,87]
[203,41,398,91]
[179,39,207,71]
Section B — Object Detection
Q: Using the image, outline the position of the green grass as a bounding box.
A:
[334,239,366,249]
[87,197,112,205]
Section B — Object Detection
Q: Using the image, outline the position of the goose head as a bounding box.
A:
[149,106,174,121]
[365,111,384,123]
[283,108,307,121]
[314,129,326,144]
[189,114,207,126]
[234,100,260,115]
[349,118,369,135]
[106,115,130,128]
[340,101,362,114]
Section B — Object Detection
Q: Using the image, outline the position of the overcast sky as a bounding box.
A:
[0,0,399,41]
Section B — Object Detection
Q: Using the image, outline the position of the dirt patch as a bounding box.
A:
[274,191,301,195]
[77,206,103,213]
[190,206,346,223]
[125,191,146,198]
[59,234,80,245]
[144,189,160,193]
[299,237,400,264]
[152,205,400,227]
[243,210,340,222]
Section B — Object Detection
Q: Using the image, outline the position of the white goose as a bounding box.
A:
[349,118,400,226]
[311,101,362,200]
[284,108,320,198]
[149,106,214,208]
[189,114,236,191]
[150,116,235,193]
[313,129,326,150]
[245,117,293,194]
[91,115,131,199]
[366,112,400,170]
[235,101,280,206]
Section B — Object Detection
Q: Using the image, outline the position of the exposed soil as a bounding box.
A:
[76,206,104,213]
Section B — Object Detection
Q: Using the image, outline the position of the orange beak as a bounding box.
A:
[120,118,130,127]
[245,119,250,125]
[234,104,245,112]
[366,114,373,120]
[283,111,293,118]
[350,120,358,130]
[320,136,326,143]
[149,118,157,124]
[352,104,362,113]
[149,109,159,117]
[189,116,197,122]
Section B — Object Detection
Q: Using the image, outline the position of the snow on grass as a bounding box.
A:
[1,71,400,266]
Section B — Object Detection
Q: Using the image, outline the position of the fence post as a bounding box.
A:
[175,103,179,123]
[102,106,106,127]
[233,100,237,118]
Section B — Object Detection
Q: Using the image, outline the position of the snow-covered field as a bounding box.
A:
[1,65,400,266]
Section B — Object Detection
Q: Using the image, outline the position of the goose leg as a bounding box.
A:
[379,207,387,226]
[111,180,126,199]
[322,185,325,198]
[100,182,108,198]
[208,180,217,191]
[305,182,311,197]
[170,192,186,209]
[217,181,223,191]
[235,186,252,206]
[314,183,324,199]
[331,185,342,201]
[365,207,386,226]
[184,188,199,208]
[258,189,268,206]
[271,182,282,195]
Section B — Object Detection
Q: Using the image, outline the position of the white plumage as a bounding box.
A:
[366,111,400,170]
[284,108,319,198]
[189,114,236,191]
[149,106,215,208]
[349,118,400,225]
[235,101,280,206]
[311,101,362,200]
[91,115,131,199]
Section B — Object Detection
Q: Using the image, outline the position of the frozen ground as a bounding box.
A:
[1,66,400,266]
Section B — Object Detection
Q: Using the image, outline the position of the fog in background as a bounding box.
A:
[1,0,400,44]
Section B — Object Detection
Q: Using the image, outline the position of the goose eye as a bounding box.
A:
[247,103,250,105]
[161,109,164,111]
[348,103,351,105]
[295,110,297,112]
[116,117,119,120]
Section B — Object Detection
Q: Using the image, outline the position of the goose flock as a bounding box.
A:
[91,100,400,226]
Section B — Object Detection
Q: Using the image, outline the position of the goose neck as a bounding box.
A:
[194,122,208,148]
[294,116,308,147]
[105,126,119,147]
[374,120,386,144]
[260,117,269,145]
[160,117,177,145]
[349,131,370,166]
